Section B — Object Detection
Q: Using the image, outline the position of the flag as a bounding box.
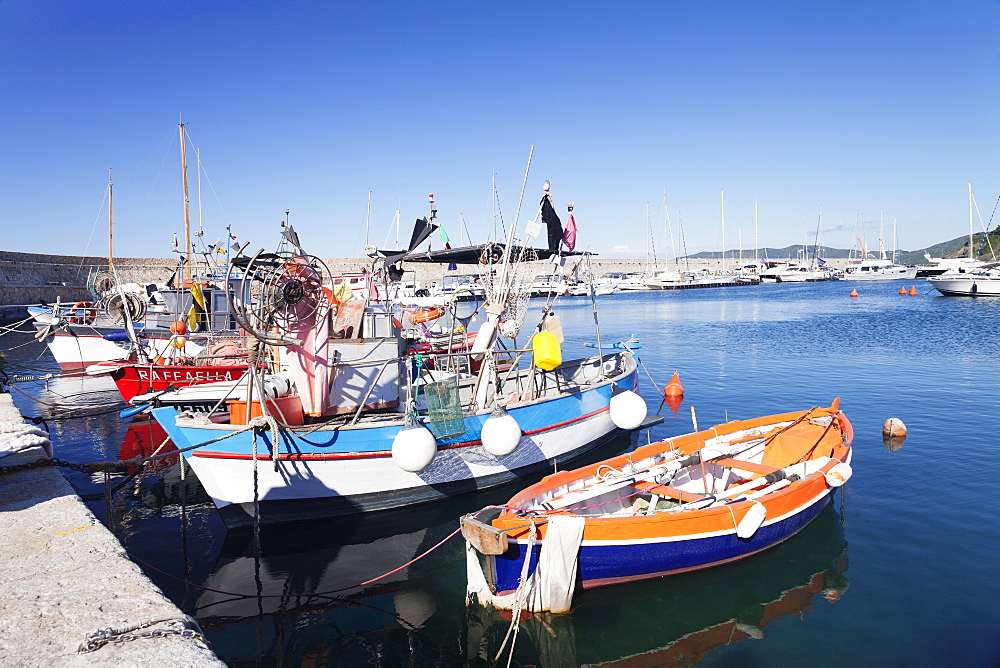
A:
[438,226,452,250]
[447,262,458,271]
[172,233,178,249]
[186,281,207,332]
[563,211,578,252]
[817,257,827,266]
[281,224,303,253]
[540,195,563,254]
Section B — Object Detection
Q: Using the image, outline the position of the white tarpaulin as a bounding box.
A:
[466,515,585,614]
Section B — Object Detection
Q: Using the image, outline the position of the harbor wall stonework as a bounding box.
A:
[0,250,853,308]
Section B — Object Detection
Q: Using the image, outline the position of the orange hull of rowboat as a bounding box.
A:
[465,400,852,606]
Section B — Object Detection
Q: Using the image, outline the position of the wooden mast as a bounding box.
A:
[179,123,191,283]
[107,168,114,271]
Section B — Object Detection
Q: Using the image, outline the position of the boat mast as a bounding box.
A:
[107,168,114,271]
[179,122,191,284]
[720,189,726,274]
[365,189,372,249]
[968,183,974,260]
[754,200,759,267]
[878,210,886,260]
[812,208,823,268]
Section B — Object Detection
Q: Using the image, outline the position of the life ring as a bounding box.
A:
[408,307,445,324]
[67,301,97,325]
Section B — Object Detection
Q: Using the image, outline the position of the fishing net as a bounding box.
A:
[479,242,537,339]
[423,377,466,439]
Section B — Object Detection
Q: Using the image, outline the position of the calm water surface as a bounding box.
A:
[5,280,1000,666]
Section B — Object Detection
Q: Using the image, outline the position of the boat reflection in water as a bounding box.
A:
[470,504,849,666]
[181,431,636,663]
[191,497,480,664]
[118,417,178,472]
[180,482,846,665]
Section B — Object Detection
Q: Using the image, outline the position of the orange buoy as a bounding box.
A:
[850,288,858,298]
[908,285,917,296]
[882,417,907,437]
[663,371,684,398]
[170,320,187,335]
[898,286,907,295]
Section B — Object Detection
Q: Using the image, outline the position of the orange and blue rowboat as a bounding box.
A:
[464,400,852,608]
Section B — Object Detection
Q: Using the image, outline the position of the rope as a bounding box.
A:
[248,413,281,470]
[494,519,537,665]
[128,526,463,599]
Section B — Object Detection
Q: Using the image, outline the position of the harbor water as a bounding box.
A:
[4,279,1000,666]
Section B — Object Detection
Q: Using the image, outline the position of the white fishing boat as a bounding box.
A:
[151,181,652,528]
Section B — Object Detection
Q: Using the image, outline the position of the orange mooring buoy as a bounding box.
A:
[908,285,917,296]
[898,286,907,295]
[882,417,907,437]
[663,371,684,398]
[850,288,858,298]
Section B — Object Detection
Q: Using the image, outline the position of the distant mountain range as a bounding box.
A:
[685,232,999,264]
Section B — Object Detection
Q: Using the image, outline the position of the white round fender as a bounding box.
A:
[824,462,853,487]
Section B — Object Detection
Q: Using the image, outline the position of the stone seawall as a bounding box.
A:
[0,250,853,307]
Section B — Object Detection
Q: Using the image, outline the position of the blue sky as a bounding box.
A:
[2,1,999,261]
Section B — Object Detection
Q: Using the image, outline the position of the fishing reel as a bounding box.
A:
[227,249,332,346]
[101,291,147,325]
[87,270,118,300]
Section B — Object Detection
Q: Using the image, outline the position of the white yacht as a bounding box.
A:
[927,265,1000,296]
[842,258,917,281]
[616,272,650,291]
[529,274,568,298]
[763,263,837,283]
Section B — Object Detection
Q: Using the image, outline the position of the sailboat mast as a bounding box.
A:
[754,201,759,266]
[179,123,191,283]
[107,168,114,271]
[813,208,823,268]
[878,210,886,260]
[968,183,974,260]
[720,189,726,273]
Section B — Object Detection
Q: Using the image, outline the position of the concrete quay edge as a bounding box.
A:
[0,392,224,666]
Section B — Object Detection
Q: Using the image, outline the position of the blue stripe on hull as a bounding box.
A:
[493,493,832,594]
[163,368,634,457]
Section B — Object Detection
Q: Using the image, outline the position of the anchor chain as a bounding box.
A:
[0,457,90,476]
[77,616,209,654]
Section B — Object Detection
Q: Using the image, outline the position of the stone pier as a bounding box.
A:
[0,392,222,665]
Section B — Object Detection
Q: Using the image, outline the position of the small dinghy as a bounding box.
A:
[464,400,852,613]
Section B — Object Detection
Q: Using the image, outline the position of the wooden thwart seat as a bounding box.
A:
[712,458,781,476]
[633,481,706,502]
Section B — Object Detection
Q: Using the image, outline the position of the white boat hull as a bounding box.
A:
[927,273,1000,296]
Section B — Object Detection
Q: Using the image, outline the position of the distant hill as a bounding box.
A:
[685,231,999,264]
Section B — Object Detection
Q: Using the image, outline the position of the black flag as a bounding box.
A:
[541,195,563,254]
